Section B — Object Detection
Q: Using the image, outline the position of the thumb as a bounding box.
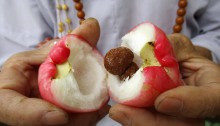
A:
[167,34,198,62]
[155,86,220,118]
[71,17,100,47]
[0,89,69,126]
[109,104,153,126]
[109,104,203,126]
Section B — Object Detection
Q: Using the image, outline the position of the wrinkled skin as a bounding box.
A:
[0,18,110,126]
[156,34,220,118]
[109,34,220,126]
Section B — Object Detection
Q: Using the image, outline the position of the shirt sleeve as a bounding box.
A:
[0,0,56,65]
[191,0,220,63]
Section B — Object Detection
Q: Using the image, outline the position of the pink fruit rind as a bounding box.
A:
[141,24,181,95]
[49,38,70,64]
[143,66,178,93]
[139,24,182,105]
[154,24,182,86]
[38,58,56,103]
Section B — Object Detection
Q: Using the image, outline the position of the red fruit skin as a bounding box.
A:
[112,23,182,107]
[38,34,108,112]
[154,24,181,87]
[108,83,160,107]
[49,38,70,64]
[38,59,56,104]
[39,36,70,105]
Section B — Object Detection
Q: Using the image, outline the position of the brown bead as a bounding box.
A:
[73,0,80,2]
[120,62,139,80]
[179,0,187,8]
[104,47,134,75]
[177,8,186,16]
[173,25,182,33]
[77,11,85,19]
[75,2,83,10]
[176,17,184,25]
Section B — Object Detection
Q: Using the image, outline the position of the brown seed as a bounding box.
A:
[120,62,139,80]
[104,47,134,75]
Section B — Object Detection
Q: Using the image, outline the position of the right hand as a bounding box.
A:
[155,34,220,118]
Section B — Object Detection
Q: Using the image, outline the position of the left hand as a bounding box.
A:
[0,18,109,126]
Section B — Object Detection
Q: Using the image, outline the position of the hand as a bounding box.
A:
[0,18,109,126]
[109,104,203,126]
[155,34,220,118]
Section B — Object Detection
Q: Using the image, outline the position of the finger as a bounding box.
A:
[68,104,110,126]
[109,104,203,126]
[97,104,111,121]
[71,18,100,47]
[167,34,199,62]
[180,57,220,85]
[155,85,220,118]
[2,39,57,70]
[109,104,152,126]
[0,89,69,126]
[194,46,212,60]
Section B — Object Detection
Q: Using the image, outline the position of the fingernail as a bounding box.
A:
[156,97,183,114]
[80,18,89,24]
[81,17,95,24]
[42,111,69,125]
[109,110,131,126]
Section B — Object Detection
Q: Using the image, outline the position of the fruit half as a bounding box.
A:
[107,22,182,107]
[38,35,109,112]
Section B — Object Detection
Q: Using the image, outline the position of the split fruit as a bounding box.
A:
[105,22,182,107]
[38,22,182,113]
[38,35,109,112]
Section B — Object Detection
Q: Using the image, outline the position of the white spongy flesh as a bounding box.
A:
[108,23,156,101]
[107,68,145,102]
[121,23,156,57]
[51,36,108,110]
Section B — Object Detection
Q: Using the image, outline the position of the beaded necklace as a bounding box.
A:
[173,0,188,33]
[57,0,187,35]
[37,0,187,47]
[56,0,85,35]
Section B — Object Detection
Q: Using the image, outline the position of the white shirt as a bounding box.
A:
[1,0,220,65]
[0,0,220,125]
